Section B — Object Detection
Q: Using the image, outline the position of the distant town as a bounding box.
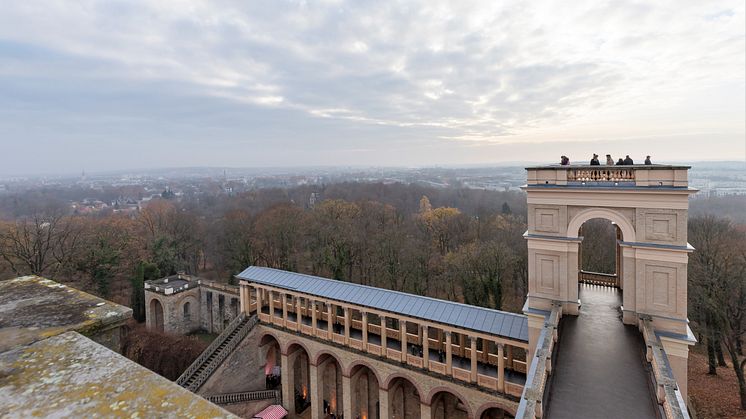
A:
[0,162,743,217]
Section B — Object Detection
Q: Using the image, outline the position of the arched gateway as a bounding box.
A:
[523,164,697,398]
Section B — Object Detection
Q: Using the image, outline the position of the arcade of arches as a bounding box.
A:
[256,328,515,419]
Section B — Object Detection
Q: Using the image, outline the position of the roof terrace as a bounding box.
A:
[526,164,690,188]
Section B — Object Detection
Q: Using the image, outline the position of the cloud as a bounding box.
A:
[0,0,743,173]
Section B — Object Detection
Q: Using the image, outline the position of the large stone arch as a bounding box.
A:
[475,401,516,418]
[149,298,164,332]
[313,349,346,370]
[567,207,635,242]
[427,387,474,419]
[524,164,696,399]
[346,359,384,386]
[284,339,314,358]
[382,372,425,402]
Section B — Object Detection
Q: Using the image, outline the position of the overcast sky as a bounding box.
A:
[0,1,744,175]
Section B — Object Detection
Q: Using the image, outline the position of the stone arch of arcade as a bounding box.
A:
[523,164,696,399]
[149,298,164,332]
[244,323,521,419]
[428,388,473,419]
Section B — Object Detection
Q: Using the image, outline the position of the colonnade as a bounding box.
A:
[240,281,528,398]
[261,332,514,419]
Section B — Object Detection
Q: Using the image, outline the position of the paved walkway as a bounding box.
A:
[547,285,658,419]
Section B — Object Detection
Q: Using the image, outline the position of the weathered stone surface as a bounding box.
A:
[0,275,131,353]
[0,331,235,418]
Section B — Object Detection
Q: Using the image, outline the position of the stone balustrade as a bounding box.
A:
[526,165,690,188]
[515,303,561,419]
[640,317,691,419]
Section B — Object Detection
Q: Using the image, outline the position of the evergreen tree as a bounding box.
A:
[130,261,161,322]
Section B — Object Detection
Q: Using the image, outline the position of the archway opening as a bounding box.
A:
[288,343,312,415]
[578,218,622,288]
[182,301,191,321]
[318,353,343,417]
[431,390,469,419]
[150,299,164,332]
[480,406,514,419]
[350,364,380,419]
[388,376,420,419]
[260,334,282,390]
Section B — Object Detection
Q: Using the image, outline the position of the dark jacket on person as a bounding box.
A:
[624,156,634,165]
[644,157,652,165]
[590,158,600,165]
[616,158,624,165]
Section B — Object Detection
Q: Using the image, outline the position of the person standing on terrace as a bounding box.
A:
[624,155,634,165]
[590,154,600,165]
[560,156,570,165]
[645,156,652,165]
[605,154,614,165]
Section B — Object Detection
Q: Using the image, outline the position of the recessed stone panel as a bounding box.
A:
[534,208,560,233]
[645,264,677,313]
[645,213,677,242]
[536,253,559,294]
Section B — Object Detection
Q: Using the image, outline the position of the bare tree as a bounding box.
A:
[0,213,80,276]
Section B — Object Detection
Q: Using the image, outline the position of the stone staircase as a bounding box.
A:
[177,313,258,392]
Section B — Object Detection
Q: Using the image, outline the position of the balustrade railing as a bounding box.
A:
[579,270,619,287]
[206,389,281,405]
[640,317,690,419]
[567,168,635,183]
[255,292,529,397]
[515,303,561,419]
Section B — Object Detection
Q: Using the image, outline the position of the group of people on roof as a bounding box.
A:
[560,154,652,166]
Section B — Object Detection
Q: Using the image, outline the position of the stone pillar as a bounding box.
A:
[281,353,294,413]
[281,293,288,327]
[344,307,350,345]
[296,296,302,326]
[380,316,387,352]
[311,299,317,334]
[421,402,432,419]
[378,387,389,419]
[445,332,452,375]
[497,343,505,392]
[309,363,322,419]
[239,284,246,313]
[422,325,429,369]
[470,336,478,382]
[269,290,275,322]
[400,319,408,362]
[342,375,352,419]
[327,303,333,336]
[362,311,368,347]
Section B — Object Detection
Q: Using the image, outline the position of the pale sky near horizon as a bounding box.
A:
[0,1,744,175]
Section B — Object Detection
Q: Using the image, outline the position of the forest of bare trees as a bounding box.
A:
[0,182,744,409]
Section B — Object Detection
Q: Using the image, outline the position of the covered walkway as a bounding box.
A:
[547,285,658,419]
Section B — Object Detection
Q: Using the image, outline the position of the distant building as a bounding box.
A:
[144,273,240,335]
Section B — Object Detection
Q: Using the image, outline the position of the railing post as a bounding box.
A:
[311,299,317,335]
[327,303,333,336]
[470,336,478,383]
[281,292,288,327]
[422,325,429,369]
[400,319,407,362]
[445,331,452,375]
[498,342,505,392]
[362,311,368,348]
[344,307,350,345]
[380,315,387,351]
